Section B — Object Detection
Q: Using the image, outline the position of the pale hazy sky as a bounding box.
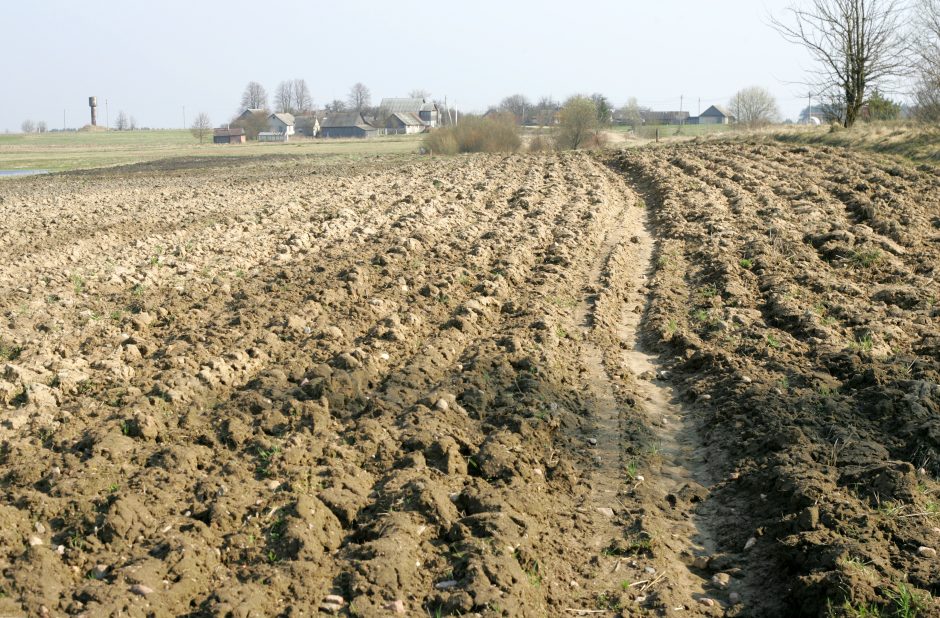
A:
[2,0,818,132]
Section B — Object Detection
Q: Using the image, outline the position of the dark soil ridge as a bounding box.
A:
[609,141,940,617]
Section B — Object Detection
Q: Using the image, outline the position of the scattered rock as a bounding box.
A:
[435,580,458,590]
[587,438,597,446]
[596,507,615,518]
[711,572,731,589]
[28,535,43,547]
[130,584,154,596]
[729,592,741,604]
[744,537,757,551]
[384,600,406,614]
[698,597,715,607]
[917,546,937,558]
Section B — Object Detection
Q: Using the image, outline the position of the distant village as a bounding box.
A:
[213,97,743,143]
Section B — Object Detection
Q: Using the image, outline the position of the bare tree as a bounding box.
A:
[240,81,269,110]
[36,121,48,133]
[556,96,598,149]
[408,89,431,99]
[292,79,313,114]
[729,86,780,127]
[190,112,212,144]
[347,83,371,112]
[913,0,940,120]
[772,0,910,127]
[325,99,347,113]
[498,94,531,123]
[115,111,129,131]
[274,81,294,114]
[618,97,644,129]
[21,119,35,133]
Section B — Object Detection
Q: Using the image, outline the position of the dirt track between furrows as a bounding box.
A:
[0,144,938,618]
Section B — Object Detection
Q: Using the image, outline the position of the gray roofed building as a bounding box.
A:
[320,112,377,138]
[386,112,426,134]
[699,105,736,124]
[378,98,440,127]
[268,112,295,135]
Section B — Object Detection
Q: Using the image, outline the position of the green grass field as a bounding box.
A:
[623,123,736,140]
[0,130,426,172]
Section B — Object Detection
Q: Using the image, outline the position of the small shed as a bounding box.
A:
[386,112,425,134]
[258,132,289,142]
[699,105,735,125]
[213,127,246,144]
[268,112,295,135]
[320,112,377,138]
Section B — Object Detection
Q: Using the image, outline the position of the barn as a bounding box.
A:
[386,112,425,134]
[319,112,377,138]
[268,112,295,135]
[699,105,735,125]
[213,127,246,144]
[378,98,440,128]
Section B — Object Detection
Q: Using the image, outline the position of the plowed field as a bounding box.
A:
[0,144,938,617]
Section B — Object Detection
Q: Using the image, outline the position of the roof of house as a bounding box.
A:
[702,105,733,117]
[240,108,266,117]
[379,98,438,114]
[389,112,424,127]
[270,112,295,125]
[321,112,375,129]
[214,127,246,136]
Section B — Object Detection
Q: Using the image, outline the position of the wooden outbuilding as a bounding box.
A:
[213,127,246,144]
[319,112,377,138]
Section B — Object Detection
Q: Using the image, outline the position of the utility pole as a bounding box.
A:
[105,99,110,129]
[698,97,701,116]
[679,94,684,126]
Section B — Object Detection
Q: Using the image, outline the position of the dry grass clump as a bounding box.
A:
[424,114,521,154]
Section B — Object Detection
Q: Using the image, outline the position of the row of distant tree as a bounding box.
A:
[236,79,433,117]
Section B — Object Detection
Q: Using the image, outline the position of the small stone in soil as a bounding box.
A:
[729,592,741,604]
[130,584,154,596]
[28,536,43,547]
[596,507,615,518]
[384,600,406,614]
[323,595,344,605]
[711,573,731,589]
[587,438,597,446]
[698,597,715,607]
[644,566,656,574]
[435,580,458,590]
[744,537,757,550]
[917,546,937,558]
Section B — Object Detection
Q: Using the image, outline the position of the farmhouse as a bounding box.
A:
[386,112,425,134]
[699,105,735,125]
[378,98,440,128]
[268,112,295,136]
[239,108,265,120]
[294,114,321,137]
[319,112,377,139]
[641,110,690,125]
[213,127,246,144]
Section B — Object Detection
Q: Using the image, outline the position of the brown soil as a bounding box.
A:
[0,143,937,617]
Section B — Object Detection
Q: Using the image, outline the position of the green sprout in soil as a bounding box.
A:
[739,258,753,269]
[850,249,882,268]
